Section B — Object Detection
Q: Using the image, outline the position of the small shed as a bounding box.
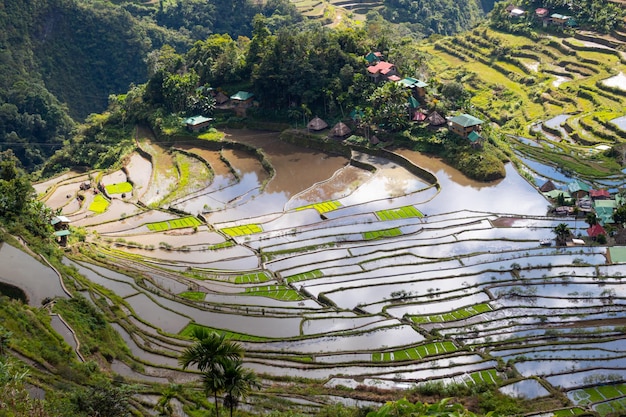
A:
[413,110,427,122]
[54,229,71,246]
[468,130,483,147]
[307,117,328,131]
[330,122,352,138]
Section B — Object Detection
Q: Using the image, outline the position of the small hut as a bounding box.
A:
[427,111,446,127]
[307,117,328,131]
[330,122,352,138]
[539,180,557,193]
[413,110,427,122]
[214,91,229,105]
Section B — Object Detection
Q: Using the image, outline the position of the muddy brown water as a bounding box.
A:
[222,129,349,197]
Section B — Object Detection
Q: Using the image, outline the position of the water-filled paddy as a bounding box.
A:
[17,128,626,398]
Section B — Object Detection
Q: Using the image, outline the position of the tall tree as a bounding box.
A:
[179,329,243,417]
[222,359,261,417]
[552,223,571,246]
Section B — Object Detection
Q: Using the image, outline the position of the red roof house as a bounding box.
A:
[587,224,606,239]
[590,189,611,199]
[367,61,398,81]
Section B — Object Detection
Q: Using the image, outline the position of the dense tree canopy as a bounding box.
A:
[381,0,486,36]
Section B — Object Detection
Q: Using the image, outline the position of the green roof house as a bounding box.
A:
[230,91,254,103]
[467,130,483,147]
[567,180,591,199]
[184,115,213,132]
[365,51,383,64]
[448,113,484,138]
[398,77,428,97]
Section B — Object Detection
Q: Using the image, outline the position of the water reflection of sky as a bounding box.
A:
[420,164,549,216]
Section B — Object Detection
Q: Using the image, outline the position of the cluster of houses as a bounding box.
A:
[506,5,577,28]
[183,52,487,146]
[184,90,256,132]
[303,51,486,145]
[542,179,625,241]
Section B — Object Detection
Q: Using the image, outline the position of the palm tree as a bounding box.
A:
[179,329,243,417]
[586,212,598,227]
[156,383,181,416]
[553,223,571,246]
[222,359,261,417]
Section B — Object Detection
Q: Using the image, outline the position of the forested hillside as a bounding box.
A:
[381,0,488,36]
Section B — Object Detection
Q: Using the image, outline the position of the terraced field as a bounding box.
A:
[29,124,626,415]
[291,0,382,23]
[425,28,626,150]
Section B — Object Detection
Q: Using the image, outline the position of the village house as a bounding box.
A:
[230,91,255,108]
[366,61,398,82]
[397,77,428,98]
[448,113,484,139]
[505,5,525,18]
[587,223,607,240]
[51,215,71,246]
[594,199,617,225]
[549,13,576,27]
[183,115,213,132]
[364,51,383,65]
[567,179,591,200]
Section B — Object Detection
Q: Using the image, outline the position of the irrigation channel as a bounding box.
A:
[5,128,626,415]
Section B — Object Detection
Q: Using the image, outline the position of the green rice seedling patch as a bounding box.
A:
[373,341,457,362]
[467,369,500,385]
[285,269,323,284]
[554,408,586,417]
[179,323,268,341]
[296,200,342,214]
[208,241,234,250]
[104,182,133,195]
[411,303,492,324]
[234,272,272,284]
[363,227,402,240]
[88,194,110,213]
[147,216,202,232]
[244,285,303,301]
[376,205,423,221]
[572,384,626,407]
[595,398,626,416]
[221,223,263,237]
[178,291,206,301]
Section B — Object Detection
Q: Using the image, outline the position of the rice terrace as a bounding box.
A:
[7,117,621,416]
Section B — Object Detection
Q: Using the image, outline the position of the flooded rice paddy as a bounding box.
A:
[13,128,626,412]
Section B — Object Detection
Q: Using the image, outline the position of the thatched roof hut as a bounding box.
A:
[215,91,229,105]
[540,180,557,193]
[427,111,446,126]
[307,116,328,131]
[330,122,352,138]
